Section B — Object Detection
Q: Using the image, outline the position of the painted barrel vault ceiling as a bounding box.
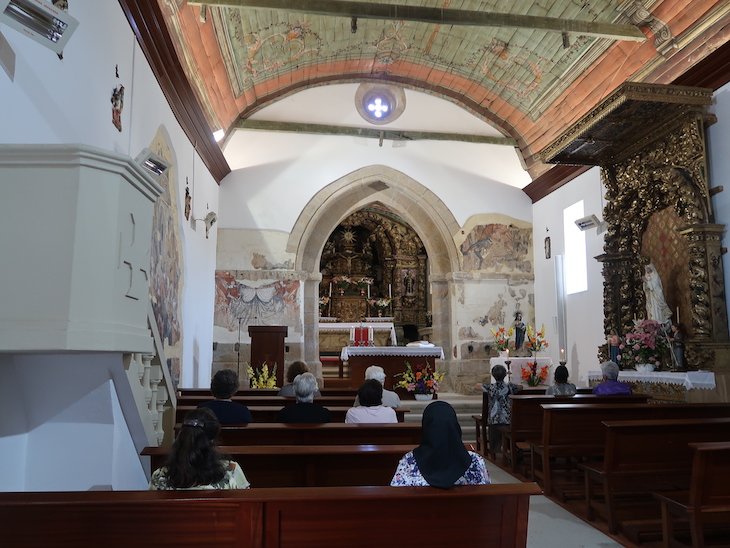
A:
[122,1,730,199]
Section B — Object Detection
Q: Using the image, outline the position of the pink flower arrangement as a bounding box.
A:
[618,319,668,369]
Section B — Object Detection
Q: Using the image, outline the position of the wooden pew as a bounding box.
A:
[472,388,592,458]
[175,405,409,424]
[143,444,415,487]
[0,483,543,547]
[581,417,730,538]
[654,441,730,547]
[215,422,423,446]
[502,394,649,473]
[177,395,358,408]
[178,387,357,398]
[531,403,730,498]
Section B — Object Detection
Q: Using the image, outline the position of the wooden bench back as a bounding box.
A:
[175,405,408,424]
[602,417,730,474]
[508,394,649,441]
[540,403,730,452]
[143,444,417,488]
[178,388,357,398]
[177,395,357,408]
[688,441,730,507]
[216,422,422,446]
[0,483,542,547]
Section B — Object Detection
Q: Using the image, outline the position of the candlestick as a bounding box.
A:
[560,348,566,362]
[329,282,332,297]
[367,285,370,299]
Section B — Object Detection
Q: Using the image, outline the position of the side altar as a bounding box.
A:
[318,322,397,353]
[340,346,445,391]
[587,370,717,403]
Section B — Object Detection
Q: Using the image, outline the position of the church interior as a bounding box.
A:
[2,0,730,545]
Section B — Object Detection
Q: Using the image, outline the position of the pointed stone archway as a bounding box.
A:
[286,165,462,382]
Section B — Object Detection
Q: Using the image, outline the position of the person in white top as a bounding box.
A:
[353,365,401,408]
[346,379,398,423]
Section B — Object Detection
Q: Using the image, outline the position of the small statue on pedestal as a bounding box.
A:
[670,323,686,371]
[513,312,526,352]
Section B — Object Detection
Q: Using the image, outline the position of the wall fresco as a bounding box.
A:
[460,223,532,272]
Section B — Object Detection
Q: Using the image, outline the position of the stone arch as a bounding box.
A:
[287,165,462,375]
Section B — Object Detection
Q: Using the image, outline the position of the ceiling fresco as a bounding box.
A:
[133,0,730,190]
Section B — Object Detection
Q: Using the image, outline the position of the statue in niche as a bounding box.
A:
[643,263,672,324]
[513,311,526,350]
[403,269,415,295]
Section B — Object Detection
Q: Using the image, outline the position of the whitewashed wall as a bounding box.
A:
[0,1,219,488]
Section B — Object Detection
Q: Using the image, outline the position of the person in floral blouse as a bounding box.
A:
[390,401,489,488]
[481,364,521,459]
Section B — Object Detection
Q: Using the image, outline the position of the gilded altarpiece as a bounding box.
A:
[542,83,730,370]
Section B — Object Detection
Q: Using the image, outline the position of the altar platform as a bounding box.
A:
[318,322,396,353]
[587,370,717,402]
[339,346,445,391]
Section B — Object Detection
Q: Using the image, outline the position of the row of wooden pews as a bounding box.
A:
[481,388,730,545]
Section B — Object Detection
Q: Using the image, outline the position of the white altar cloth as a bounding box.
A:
[489,357,553,383]
[586,370,716,390]
[319,322,397,345]
[341,345,444,361]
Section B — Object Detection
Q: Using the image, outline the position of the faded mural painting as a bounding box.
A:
[215,271,302,333]
[460,223,533,272]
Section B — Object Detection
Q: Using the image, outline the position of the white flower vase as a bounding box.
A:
[636,363,655,373]
[498,350,509,358]
[414,393,434,401]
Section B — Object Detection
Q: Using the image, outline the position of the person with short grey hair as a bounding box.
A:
[353,365,401,408]
[277,372,331,423]
[592,360,632,395]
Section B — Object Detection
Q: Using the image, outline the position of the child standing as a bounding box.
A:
[481,364,521,459]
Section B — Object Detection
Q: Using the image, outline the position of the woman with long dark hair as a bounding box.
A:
[149,407,249,490]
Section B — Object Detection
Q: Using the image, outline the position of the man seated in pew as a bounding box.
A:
[277,373,331,423]
[346,379,398,424]
[198,369,253,425]
[479,364,521,458]
[391,401,490,488]
[278,361,321,398]
[353,365,401,408]
[149,408,250,490]
[545,364,577,396]
[592,361,632,396]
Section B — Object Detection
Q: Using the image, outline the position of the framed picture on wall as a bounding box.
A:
[544,237,551,259]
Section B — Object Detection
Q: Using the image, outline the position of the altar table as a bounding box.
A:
[587,370,716,402]
[340,346,445,390]
[319,322,397,353]
[488,357,553,384]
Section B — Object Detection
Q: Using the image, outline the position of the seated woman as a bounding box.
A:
[198,369,252,425]
[593,360,632,396]
[545,364,577,396]
[390,401,490,488]
[345,379,397,424]
[277,372,331,423]
[278,361,321,398]
[149,408,250,490]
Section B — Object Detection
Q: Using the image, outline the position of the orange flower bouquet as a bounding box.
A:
[521,361,550,387]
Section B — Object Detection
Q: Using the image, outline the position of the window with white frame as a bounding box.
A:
[563,200,588,294]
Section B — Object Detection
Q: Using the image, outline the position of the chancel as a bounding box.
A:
[3,1,730,546]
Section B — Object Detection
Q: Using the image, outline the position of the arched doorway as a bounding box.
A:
[287,165,461,382]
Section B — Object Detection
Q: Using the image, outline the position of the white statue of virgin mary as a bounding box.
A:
[643,263,672,324]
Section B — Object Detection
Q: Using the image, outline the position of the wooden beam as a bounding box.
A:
[189,0,646,41]
[236,119,517,145]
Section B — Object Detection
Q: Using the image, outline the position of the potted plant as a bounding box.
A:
[246,362,278,389]
[368,297,391,317]
[395,361,445,400]
[491,325,514,357]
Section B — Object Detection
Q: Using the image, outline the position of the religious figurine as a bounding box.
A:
[403,269,415,295]
[513,311,526,351]
[643,263,672,324]
[608,333,620,365]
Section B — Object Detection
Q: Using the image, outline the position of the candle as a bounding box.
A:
[329,282,332,297]
[367,285,370,299]
[388,284,392,298]
[560,348,566,362]
[676,306,680,324]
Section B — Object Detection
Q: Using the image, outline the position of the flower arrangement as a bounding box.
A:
[332,275,352,290]
[618,319,668,369]
[490,325,514,352]
[246,362,277,389]
[318,295,330,307]
[525,324,549,353]
[368,297,391,310]
[521,361,550,386]
[356,276,374,287]
[395,361,445,394]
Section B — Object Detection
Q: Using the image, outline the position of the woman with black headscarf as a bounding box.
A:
[390,401,490,488]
